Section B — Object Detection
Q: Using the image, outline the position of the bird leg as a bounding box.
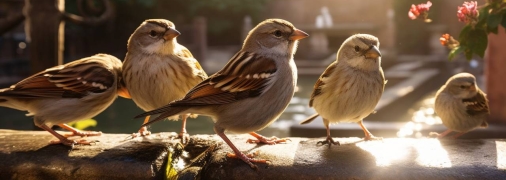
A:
[246,132,290,145]
[215,128,267,170]
[430,129,453,139]
[316,122,340,147]
[452,132,467,139]
[58,124,102,137]
[38,124,94,146]
[131,116,152,138]
[178,114,190,144]
[359,121,382,141]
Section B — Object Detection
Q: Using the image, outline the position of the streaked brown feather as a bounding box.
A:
[309,61,337,107]
[463,90,489,116]
[179,48,194,59]
[137,51,277,115]
[0,58,115,99]
[178,45,208,81]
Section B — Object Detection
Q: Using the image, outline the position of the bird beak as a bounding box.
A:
[289,28,309,40]
[364,45,381,59]
[117,87,131,99]
[163,27,181,41]
[469,85,477,92]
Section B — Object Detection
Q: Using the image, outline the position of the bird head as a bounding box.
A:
[127,19,180,55]
[242,19,309,58]
[337,34,382,71]
[446,73,479,99]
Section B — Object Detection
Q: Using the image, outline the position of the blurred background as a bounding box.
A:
[0,0,504,139]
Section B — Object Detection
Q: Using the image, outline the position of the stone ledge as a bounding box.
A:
[1,129,505,180]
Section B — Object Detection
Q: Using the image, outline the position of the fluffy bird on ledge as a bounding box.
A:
[0,54,124,147]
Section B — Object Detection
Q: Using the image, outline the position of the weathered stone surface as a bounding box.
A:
[0,129,179,180]
[1,129,506,180]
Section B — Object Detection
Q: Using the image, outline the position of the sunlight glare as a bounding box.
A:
[356,139,409,167]
[357,139,452,168]
[496,141,506,169]
[396,86,414,96]
[413,139,452,168]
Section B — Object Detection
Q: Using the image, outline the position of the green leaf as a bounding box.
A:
[448,46,464,60]
[487,13,502,34]
[68,119,97,130]
[477,6,490,27]
[459,25,472,43]
[468,28,488,58]
[165,150,178,180]
[464,48,473,60]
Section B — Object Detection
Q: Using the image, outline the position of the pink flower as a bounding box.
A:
[408,1,432,20]
[457,1,478,24]
[440,33,459,49]
[440,34,451,46]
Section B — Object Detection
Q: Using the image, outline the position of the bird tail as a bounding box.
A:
[300,113,320,125]
[135,105,189,127]
[0,88,9,104]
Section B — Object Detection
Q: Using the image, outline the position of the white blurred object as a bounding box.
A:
[241,15,253,41]
[315,6,333,29]
[470,59,479,68]
[315,15,324,29]
[321,6,333,28]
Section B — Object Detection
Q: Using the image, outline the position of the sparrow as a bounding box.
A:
[432,72,489,138]
[300,34,385,147]
[135,19,308,169]
[0,54,124,146]
[121,19,207,142]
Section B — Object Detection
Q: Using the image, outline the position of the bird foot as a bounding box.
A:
[429,131,452,139]
[246,136,290,145]
[429,132,442,138]
[316,137,340,147]
[50,138,96,147]
[364,134,383,141]
[64,130,102,138]
[178,132,190,144]
[226,151,268,170]
[125,129,152,140]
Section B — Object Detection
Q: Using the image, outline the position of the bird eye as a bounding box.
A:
[273,30,282,37]
[354,46,360,52]
[149,30,157,37]
[460,85,466,89]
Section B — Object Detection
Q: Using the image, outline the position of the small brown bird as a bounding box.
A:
[135,19,308,169]
[300,34,385,147]
[122,19,207,142]
[432,72,489,138]
[0,54,124,146]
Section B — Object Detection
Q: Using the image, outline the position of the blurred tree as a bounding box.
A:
[111,0,267,46]
[0,0,113,73]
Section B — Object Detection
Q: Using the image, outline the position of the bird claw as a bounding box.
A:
[316,137,340,147]
[124,130,151,140]
[63,130,102,138]
[226,151,268,170]
[246,136,290,145]
[50,138,96,147]
[178,132,190,144]
[364,134,383,141]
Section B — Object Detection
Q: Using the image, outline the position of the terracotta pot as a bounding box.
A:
[484,26,506,123]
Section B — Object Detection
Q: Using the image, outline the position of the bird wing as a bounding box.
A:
[178,45,208,81]
[0,58,115,99]
[463,90,490,116]
[309,61,337,107]
[138,51,277,117]
[176,51,276,105]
